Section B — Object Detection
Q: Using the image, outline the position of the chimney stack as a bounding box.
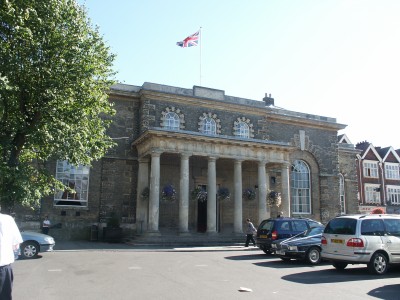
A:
[263,93,274,106]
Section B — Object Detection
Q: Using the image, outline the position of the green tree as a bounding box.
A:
[0,0,116,211]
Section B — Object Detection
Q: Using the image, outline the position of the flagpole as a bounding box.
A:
[199,27,202,86]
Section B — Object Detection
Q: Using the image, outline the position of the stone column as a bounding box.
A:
[233,159,243,233]
[281,163,291,217]
[258,160,268,224]
[207,157,217,234]
[136,157,149,234]
[179,153,191,234]
[148,150,162,233]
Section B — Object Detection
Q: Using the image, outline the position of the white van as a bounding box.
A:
[321,214,400,275]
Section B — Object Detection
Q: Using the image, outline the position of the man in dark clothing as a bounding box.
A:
[244,218,257,247]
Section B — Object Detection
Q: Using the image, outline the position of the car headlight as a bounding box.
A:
[287,245,298,251]
[44,237,54,243]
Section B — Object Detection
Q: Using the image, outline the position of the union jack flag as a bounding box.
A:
[176,30,199,48]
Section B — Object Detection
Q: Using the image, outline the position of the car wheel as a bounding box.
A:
[306,247,321,265]
[368,252,388,275]
[332,261,348,270]
[20,241,39,259]
[262,249,272,255]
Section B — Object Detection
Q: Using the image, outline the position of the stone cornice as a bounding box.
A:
[266,112,346,131]
[133,128,294,163]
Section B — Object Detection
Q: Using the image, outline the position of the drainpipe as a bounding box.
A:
[379,162,385,206]
[356,155,363,205]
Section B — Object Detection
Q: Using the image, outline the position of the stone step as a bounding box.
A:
[125,233,247,247]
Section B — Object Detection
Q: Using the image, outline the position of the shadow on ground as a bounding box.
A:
[368,284,400,300]
[281,266,400,284]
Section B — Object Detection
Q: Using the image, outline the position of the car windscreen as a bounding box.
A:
[259,220,274,231]
[324,218,357,235]
[306,226,324,236]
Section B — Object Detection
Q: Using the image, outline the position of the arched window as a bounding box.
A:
[237,122,249,138]
[198,112,221,135]
[291,160,311,214]
[339,173,346,214]
[233,117,254,138]
[160,107,184,130]
[203,117,216,135]
[164,112,180,130]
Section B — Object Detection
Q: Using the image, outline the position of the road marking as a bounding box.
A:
[195,264,208,267]
[48,269,62,272]
[128,266,142,270]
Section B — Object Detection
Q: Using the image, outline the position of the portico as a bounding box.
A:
[133,128,294,236]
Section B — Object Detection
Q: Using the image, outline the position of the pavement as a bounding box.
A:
[53,240,260,252]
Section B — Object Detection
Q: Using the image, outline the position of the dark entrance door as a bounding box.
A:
[196,185,207,232]
[197,199,207,232]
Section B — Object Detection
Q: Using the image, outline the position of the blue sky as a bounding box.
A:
[79,0,400,149]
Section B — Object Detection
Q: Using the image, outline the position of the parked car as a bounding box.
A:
[271,225,325,264]
[256,217,323,254]
[19,231,55,259]
[321,214,400,275]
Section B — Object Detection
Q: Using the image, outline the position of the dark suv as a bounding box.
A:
[256,217,322,254]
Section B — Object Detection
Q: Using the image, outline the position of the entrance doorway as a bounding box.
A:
[197,185,207,232]
[196,184,221,233]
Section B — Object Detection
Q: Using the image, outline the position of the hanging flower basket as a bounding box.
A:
[191,187,207,202]
[217,187,230,201]
[161,184,176,202]
[243,188,256,201]
[141,187,150,200]
[267,191,281,207]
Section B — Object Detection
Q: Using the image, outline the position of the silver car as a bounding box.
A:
[321,214,400,275]
[19,231,55,259]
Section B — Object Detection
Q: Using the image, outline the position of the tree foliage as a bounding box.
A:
[0,0,116,211]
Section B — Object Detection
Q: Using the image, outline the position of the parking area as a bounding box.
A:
[12,242,400,300]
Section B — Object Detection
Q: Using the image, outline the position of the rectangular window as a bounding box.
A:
[385,164,400,180]
[363,161,378,178]
[54,160,90,207]
[291,188,311,214]
[365,185,381,204]
[387,186,400,205]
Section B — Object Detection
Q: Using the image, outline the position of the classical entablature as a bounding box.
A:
[132,128,295,164]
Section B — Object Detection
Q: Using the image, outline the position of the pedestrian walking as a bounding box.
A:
[0,211,23,300]
[42,215,51,235]
[244,218,257,247]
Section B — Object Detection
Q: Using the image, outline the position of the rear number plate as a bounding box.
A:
[331,239,344,244]
[260,235,268,239]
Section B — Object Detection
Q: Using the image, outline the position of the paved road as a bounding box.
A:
[12,242,400,300]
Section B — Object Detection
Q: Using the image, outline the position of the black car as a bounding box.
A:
[256,217,322,254]
[271,226,324,264]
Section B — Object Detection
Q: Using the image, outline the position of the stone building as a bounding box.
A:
[15,82,359,240]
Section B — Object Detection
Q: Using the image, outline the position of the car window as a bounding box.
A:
[361,219,385,236]
[308,220,322,228]
[292,220,308,231]
[277,221,291,231]
[259,220,274,231]
[383,219,400,236]
[324,218,357,235]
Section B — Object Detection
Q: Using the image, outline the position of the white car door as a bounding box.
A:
[382,218,400,263]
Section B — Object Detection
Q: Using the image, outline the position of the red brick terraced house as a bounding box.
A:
[356,141,400,214]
